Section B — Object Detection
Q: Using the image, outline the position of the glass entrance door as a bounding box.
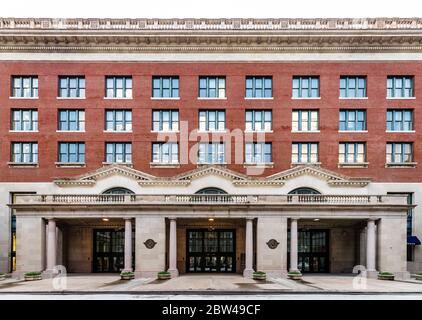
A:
[298,230,329,273]
[93,229,124,272]
[187,229,236,273]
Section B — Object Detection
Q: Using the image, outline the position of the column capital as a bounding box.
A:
[367,218,378,222]
[245,217,255,221]
[46,218,56,222]
[123,217,134,221]
[290,217,299,221]
[168,217,177,221]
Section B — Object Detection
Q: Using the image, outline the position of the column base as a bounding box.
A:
[243,268,254,278]
[168,269,179,278]
[366,270,378,279]
[122,268,133,273]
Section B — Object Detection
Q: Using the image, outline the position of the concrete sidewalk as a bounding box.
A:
[0,274,422,294]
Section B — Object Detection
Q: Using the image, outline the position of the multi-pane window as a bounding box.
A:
[245,110,272,131]
[386,143,413,163]
[105,76,132,98]
[12,76,38,98]
[386,110,413,131]
[339,110,366,131]
[58,110,85,131]
[105,110,132,131]
[11,142,38,163]
[199,76,226,98]
[387,76,414,98]
[292,76,319,98]
[199,110,226,131]
[152,143,179,164]
[152,76,179,98]
[245,76,272,98]
[105,143,132,163]
[339,142,366,163]
[198,143,225,164]
[245,143,272,164]
[11,109,38,131]
[58,142,85,163]
[152,110,179,131]
[59,76,85,98]
[292,143,319,163]
[340,76,367,98]
[292,110,319,131]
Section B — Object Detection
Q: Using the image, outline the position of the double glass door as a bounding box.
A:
[187,229,236,273]
[298,230,329,273]
[93,229,124,272]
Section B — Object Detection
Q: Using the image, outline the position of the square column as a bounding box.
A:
[243,218,254,277]
[167,218,179,277]
[366,219,376,273]
[45,218,58,276]
[123,218,133,272]
[289,218,299,272]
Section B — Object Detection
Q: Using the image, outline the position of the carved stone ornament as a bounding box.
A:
[266,239,280,249]
[143,239,157,249]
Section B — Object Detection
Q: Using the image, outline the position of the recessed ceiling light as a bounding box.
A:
[314,218,320,221]
[102,218,109,222]
[208,218,214,221]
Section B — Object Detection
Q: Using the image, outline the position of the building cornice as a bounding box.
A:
[1,17,422,53]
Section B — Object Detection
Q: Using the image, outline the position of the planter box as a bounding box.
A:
[157,274,171,280]
[0,275,5,281]
[415,275,422,281]
[288,274,303,280]
[378,274,395,281]
[252,274,266,281]
[121,274,134,280]
[24,275,42,281]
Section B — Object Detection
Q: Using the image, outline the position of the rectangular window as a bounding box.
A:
[245,110,272,131]
[198,143,225,164]
[292,110,319,131]
[58,142,85,163]
[199,76,226,98]
[152,76,179,98]
[105,76,132,98]
[292,76,319,98]
[339,110,366,131]
[386,110,413,131]
[339,142,366,163]
[292,143,319,163]
[58,110,85,131]
[386,142,413,163]
[245,142,272,164]
[152,143,179,164]
[105,110,132,131]
[11,109,38,131]
[12,142,38,163]
[245,76,272,98]
[387,76,414,98]
[59,76,85,98]
[199,110,226,131]
[105,143,132,163]
[12,76,38,98]
[152,110,179,131]
[340,76,367,98]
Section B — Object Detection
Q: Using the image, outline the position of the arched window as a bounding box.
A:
[288,187,321,195]
[102,187,135,195]
[195,187,227,194]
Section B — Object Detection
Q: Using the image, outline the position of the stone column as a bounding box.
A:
[289,218,299,272]
[168,218,178,277]
[366,219,376,273]
[243,218,254,277]
[123,218,133,272]
[46,219,57,272]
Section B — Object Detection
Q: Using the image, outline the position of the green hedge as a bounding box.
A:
[24,272,41,276]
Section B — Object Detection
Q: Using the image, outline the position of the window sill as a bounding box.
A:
[291,130,320,133]
[338,162,369,168]
[151,97,180,100]
[103,130,133,133]
[197,97,227,100]
[385,130,416,133]
[56,130,85,133]
[197,163,227,167]
[291,97,321,100]
[291,162,321,167]
[386,97,416,100]
[9,97,39,100]
[103,97,133,100]
[9,130,39,133]
[150,162,181,168]
[150,130,180,133]
[244,97,274,100]
[385,162,417,168]
[55,162,86,168]
[244,130,273,133]
[197,130,228,133]
[102,162,133,167]
[339,97,368,100]
[57,97,86,100]
[243,162,274,168]
[8,162,38,168]
[338,130,368,133]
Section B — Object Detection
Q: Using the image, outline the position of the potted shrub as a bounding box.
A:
[24,272,42,281]
[288,271,303,280]
[120,271,134,280]
[378,272,395,281]
[252,271,266,281]
[415,272,422,281]
[157,271,171,280]
[0,273,5,281]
